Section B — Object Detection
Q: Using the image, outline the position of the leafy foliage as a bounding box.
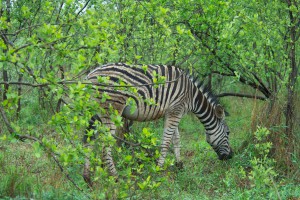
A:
[0,0,299,199]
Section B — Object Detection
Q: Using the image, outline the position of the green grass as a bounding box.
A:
[0,97,299,199]
[0,141,88,199]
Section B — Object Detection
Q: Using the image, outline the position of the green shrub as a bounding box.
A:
[224,127,280,199]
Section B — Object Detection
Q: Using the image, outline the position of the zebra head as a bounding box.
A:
[205,104,233,160]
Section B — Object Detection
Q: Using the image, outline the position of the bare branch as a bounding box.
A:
[56,2,65,24]
[0,81,48,87]
[252,72,271,96]
[0,105,15,134]
[217,92,267,101]
[76,0,91,18]
[0,30,14,47]
[198,70,235,78]
[11,43,32,53]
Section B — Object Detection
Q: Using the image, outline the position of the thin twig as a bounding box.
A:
[76,0,91,18]
[11,43,32,53]
[113,134,141,147]
[51,152,90,195]
[217,92,267,100]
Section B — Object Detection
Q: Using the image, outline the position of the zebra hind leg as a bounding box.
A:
[82,114,101,187]
[101,117,119,177]
[83,115,119,186]
[102,145,118,177]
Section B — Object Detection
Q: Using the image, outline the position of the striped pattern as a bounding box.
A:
[84,63,233,180]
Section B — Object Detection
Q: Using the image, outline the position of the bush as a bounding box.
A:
[224,127,280,199]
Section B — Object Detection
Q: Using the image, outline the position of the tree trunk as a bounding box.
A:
[2,0,11,101]
[285,0,298,170]
[56,66,64,113]
[16,73,23,119]
[2,70,9,100]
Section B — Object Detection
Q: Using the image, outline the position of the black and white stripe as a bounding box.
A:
[83,63,233,181]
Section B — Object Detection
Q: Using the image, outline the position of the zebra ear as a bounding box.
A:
[215,104,224,119]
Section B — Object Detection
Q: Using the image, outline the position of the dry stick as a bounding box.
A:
[0,105,91,198]
[217,92,267,101]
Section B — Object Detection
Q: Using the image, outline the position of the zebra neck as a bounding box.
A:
[192,89,218,129]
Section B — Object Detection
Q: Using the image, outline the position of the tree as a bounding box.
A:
[285,0,299,169]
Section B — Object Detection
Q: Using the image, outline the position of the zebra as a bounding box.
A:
[83,63,233,185]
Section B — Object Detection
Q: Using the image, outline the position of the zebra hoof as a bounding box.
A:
[83,173,93,188]
[175,161,184,170]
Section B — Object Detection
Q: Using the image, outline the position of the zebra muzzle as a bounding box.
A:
[218,147,233,160]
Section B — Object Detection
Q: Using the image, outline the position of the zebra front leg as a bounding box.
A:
[83,114,100,187]
[157,115,180,168]
[173,128,183,169]
[157,129,174,167]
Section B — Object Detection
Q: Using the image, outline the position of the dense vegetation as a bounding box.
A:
[0,0,299,199]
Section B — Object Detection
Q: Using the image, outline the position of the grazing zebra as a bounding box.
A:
[83,63,233,185]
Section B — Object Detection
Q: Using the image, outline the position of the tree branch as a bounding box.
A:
[185,21,273,99]
[0,73,185,88]
[66,0,91,34]
[217,92,267,100]
[11,43,32,53]
[0,105,15,134]
[76,0,91,18]
[200,70,235,77]
[0,30,14,47]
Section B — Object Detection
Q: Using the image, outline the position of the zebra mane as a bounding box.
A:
[185,70,220,107]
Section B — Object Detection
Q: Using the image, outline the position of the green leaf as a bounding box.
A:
[0,134,7,141]
[124,155,132,162]
[176,25,184,35]
[32,142,42,158]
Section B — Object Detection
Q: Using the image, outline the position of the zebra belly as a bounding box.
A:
[122,105,139,120]
[121,105,165,121]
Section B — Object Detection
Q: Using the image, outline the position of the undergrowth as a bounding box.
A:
[0,98,299,199]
